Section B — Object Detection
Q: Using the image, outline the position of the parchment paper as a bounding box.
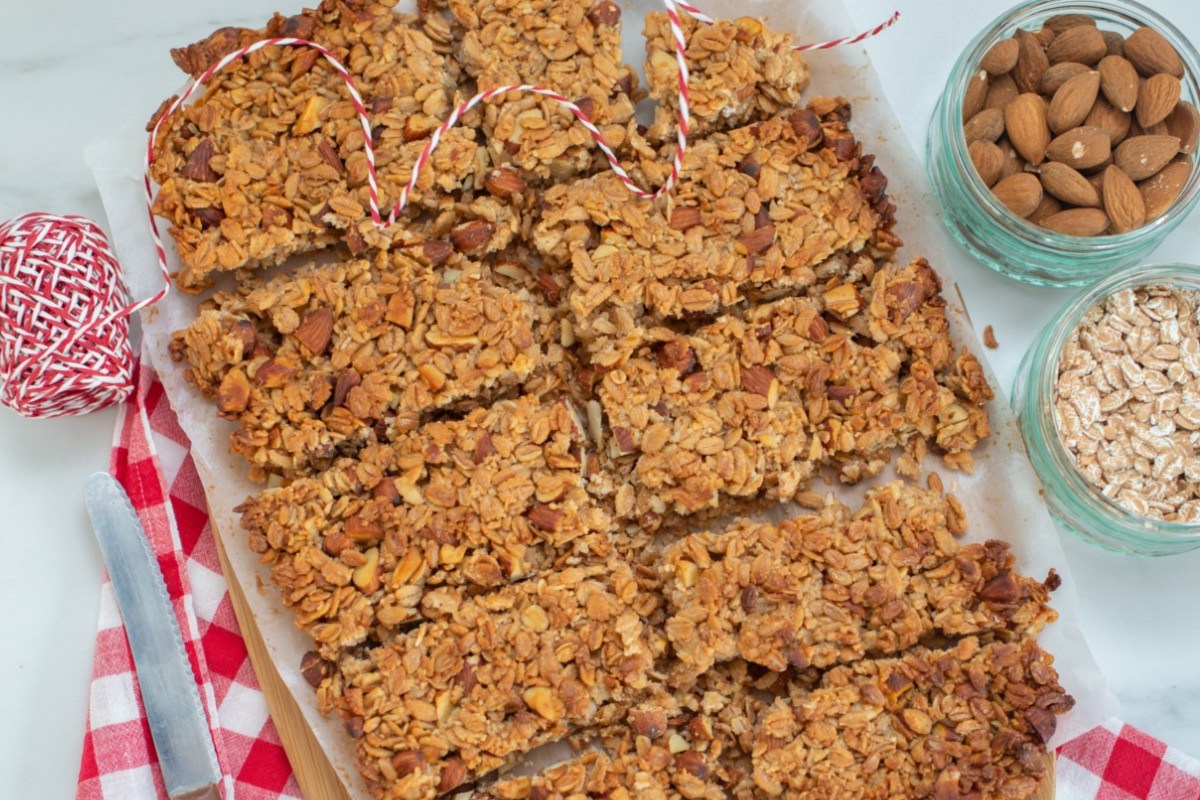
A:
[86,1,1120,795]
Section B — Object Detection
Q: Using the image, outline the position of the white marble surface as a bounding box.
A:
[0,1,1198,798]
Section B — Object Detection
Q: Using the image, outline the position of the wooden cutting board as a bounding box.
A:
[211,517,1057,800]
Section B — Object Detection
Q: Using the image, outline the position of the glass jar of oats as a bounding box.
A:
[1014,263,1200,555]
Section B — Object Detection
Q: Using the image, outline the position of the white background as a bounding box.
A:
[1,1,1198,798]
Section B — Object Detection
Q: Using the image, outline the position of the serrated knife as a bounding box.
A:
[84,472,223,800]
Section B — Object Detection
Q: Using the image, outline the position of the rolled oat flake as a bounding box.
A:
[1054,284,1200,523]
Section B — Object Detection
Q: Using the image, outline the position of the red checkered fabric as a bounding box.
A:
[77,358,1200,799]
[76,359,301,800]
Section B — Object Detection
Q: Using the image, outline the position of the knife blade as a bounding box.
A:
[84,472,223,800]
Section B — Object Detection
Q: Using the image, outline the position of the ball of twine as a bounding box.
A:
[0,213,135,418]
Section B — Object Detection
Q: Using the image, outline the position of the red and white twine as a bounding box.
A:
[0,0,897,418]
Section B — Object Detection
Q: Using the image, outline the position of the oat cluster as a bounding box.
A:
[156,1,1071,797]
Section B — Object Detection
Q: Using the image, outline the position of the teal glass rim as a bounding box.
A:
[1013,263,1200,556]
[928,0,1200,287]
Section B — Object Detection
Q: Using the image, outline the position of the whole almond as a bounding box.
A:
[1049,70,1100,134]
[1114,134,1181,180]
[963,69,990,122]
[965,107,1006,144]
[969,140,1006,186]
[992,173,1044,218]
[1097,55,1139,113]
[1124,27,1184,78]
[1040,207,1110,235]
[1044,14,1096,34]
[981,38,1020,75]
[1014,29,1050,93]
[1136,73,1181,129]
[1046,126,1112,170]
[996,138,1027,180]
[986,74,1020,110]
[1166,101,1199,155]
[1039,161,1101,207]
[1030,193,1064,223]
[1006,93,1051,164]
[1140,158,1192,219]
[1047,25,1107,65]
[1102,164,1146,232]
[1101,30,1125,57]
[1085,96,1132,145]
[1040,62,1091,96]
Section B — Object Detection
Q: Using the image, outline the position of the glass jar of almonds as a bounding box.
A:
[1013,263,1200,556]
[927,0,1200,286]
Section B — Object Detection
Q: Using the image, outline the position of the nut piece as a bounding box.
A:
[449,220,495,253]
[1048,70,1099,135]
[522,686,561,721]
[629,708,668,738]
[992,173,1044,218]
[1114,134,1181,180]
[294,306,333,354]
[740,364,777,397]
[391,749,426,778]
[735,224,776,254]
[181,139,218,182]
[980,38,1020,75]
[438,757,467,794]
[1102,164,1146,233]
[1137,73,1181,129]
[586,0,621,26]
[484,168,527,198]
[1005,94,1050,165]
[1124,26,1184,78]
[217,367,250,413]
[675,751,709,779]
[670,206,703,231]
[1098,55,1139,113]
[528,503,564,531]
[299,651,329,688]
[1046,126,1112,170]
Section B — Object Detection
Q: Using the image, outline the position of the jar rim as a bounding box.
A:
[947,0,1200,257]
[1029,262,1200,540]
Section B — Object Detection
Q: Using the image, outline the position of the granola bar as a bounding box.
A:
[316,563,655,798]
[662,481,1058,678]
[171,251,542,478]
[750,636,1073,799]
[439,0,643,183]
[151,0,495,289]
[643,13,811,142]
[534,102,900,367]
[597,259,992,523]
[239,395,616,658]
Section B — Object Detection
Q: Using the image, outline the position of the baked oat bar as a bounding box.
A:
[597,259,992,523]
[438,0,643,183]
[751,636,1073,799]
[315,563,655,799]
[171,250,542,479]
[662,481,1058,678]
[151,0,494,289]
[642,12,811,142]
[240,395,615,658]
[533,101,899,367]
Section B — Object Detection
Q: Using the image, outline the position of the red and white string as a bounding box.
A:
[141,0,899,306]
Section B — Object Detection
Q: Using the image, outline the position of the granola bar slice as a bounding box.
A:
[533,102,899,367]
[240,395,616,658]
[642,13,811,142]
[151,0,492,289]
[597,260,992,523]
[171,251,543,479]
[438,0,642,183]
[317,563,655,798]
[662,481,1059,678]
[750,636,1074,799]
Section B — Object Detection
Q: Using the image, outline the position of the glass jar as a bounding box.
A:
[1013,263,1200,556]
[927,0,1200,287]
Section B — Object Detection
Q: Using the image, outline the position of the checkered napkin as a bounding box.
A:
[76,358,1200,800]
